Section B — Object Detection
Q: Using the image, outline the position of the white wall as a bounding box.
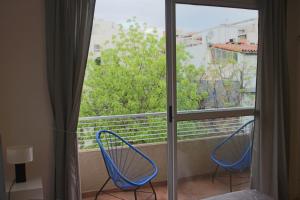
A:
[0,0,54,199]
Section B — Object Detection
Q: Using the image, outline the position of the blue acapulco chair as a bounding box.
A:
[210,120,255,192]
[95,130,158,200]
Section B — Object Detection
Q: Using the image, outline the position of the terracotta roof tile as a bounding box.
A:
[211,42,257,53]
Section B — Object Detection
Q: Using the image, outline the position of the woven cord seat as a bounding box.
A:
[95,130,158,200]
[210,120,255,192]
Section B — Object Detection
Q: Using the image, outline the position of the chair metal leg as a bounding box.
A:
[134,189,137,200]
[212,165,219,183]
[95,177,111,200]
[149,181,157,200]
[229,172,232,192]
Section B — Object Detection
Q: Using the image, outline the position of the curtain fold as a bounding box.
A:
[251,0,289,199]
[45,0,96,199]
[0,135,5,200]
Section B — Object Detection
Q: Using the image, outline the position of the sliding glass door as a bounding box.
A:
[79,0,258,199]
[166,0,258,199]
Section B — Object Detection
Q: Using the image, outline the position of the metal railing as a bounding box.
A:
[77,111,254,150]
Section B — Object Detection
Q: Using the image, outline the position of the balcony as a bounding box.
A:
[78,112,253,199]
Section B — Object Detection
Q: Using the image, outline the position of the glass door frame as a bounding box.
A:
[165,0,259,199]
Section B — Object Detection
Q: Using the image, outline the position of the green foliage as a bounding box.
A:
[95,57,101,65]
[77,19,257,150]
[177,64,206,110]
[80,19,206,117]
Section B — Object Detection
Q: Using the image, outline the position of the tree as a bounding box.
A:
[177,64,208,110]
[80,19,207,117]
[206,54,256,108]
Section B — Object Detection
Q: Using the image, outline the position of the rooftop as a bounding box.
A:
[211,40,257,54]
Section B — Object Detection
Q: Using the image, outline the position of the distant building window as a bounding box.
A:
[238,34,247,40]
[238,29,245,35]
[211,48,238,63]
[238,29,247,40]
[94,44,100,52]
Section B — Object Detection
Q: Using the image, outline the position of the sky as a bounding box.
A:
[94,0,258,32]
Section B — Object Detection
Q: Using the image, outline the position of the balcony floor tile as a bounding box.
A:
[84,172,249,200]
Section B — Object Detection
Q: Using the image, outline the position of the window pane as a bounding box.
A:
[177,115,255,199]
[78,0,168,199]
[176,5,258,112]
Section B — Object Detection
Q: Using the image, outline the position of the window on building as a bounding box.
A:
[94,44,100,52]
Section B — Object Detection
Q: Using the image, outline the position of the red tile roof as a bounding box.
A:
[211,41,257,53]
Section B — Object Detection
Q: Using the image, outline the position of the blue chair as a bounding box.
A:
[210,120,255,192]
[95,130,158,200]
